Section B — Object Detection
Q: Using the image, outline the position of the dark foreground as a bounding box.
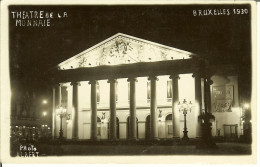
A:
[40,143,251,156]
[12,139,251,156]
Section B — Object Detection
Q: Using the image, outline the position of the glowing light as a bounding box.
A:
[43,111,47,116]
[244,103,250,109]
[178,99,192,114]
[42,100,48,104]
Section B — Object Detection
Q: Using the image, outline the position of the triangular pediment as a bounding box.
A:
[58,33,195,70]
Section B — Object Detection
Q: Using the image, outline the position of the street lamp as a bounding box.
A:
[178,99,192,142]
[43,111,47,116]
[56,106,70,139]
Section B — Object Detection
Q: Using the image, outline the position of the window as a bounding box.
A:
[167,80,172,100]
[128,82,130,102]
[97,82,100,103]
[116,81,118,102]
[147,81,151,102]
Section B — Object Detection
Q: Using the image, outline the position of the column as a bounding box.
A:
[193,72,202,138]
[52,84,61,138]
[108,79,117,140]
[148,76,158,140]
[128,77,137,140]
[71,81,80,140]
[205,78,213,113]
[203,76,214,141]
[89,80,97,141]
[170,74,180,138]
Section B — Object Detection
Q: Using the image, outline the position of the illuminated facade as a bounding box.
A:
[51,33,243,141]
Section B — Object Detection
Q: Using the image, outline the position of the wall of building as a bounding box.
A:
[210,75,242,138]
[75,107,197,140]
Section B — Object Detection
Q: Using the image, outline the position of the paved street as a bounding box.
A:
[35,142,251,156]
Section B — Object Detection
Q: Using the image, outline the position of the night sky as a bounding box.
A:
[9,4,252,101]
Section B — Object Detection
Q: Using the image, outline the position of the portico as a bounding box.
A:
[50,33,209,141]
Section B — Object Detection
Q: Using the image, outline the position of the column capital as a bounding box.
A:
[51,83,61,88]
[88,80,97,85]
[66,86,71,92]
[70,81,81,86]
[107,78,117,83]
[169,74,180,80]
[127,77,138,82]
[148,76,158,81]
[207,79,213,85]
[192,73,202,78]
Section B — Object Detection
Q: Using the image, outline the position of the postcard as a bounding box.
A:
[0,0,258,165]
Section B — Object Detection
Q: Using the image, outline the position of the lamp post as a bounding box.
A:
[56,106,70,139]
[178,99,192,142]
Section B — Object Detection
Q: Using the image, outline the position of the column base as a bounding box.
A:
[72,137,79,141]
[90,138,98,142]
[127,138,139,144]
[90,137,98,141]
[109,138,119,142]
[128,138,138,141]
[149,137,160,141]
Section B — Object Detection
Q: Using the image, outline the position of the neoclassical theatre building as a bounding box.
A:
[51,33,243,141]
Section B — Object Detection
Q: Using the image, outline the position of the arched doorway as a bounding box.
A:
[108,117,120,139]
[145,115,151,140]
[126,117,138,139]
[165,114,173,138]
